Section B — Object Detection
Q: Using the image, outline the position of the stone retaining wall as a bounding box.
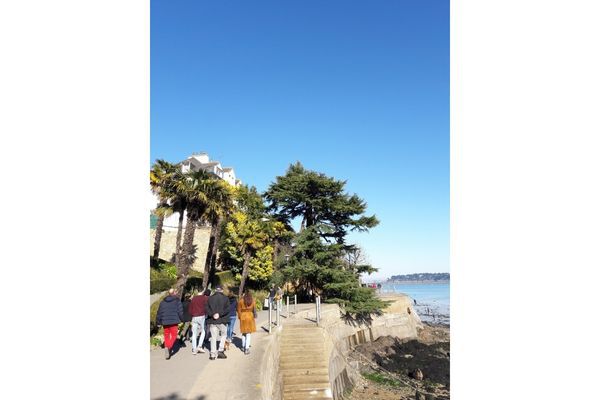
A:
[308,296,422,399]
[261,326,283,400]
[150,227,211,272]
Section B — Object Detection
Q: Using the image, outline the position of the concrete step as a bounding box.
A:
[285,321,321,329]
[283,383,331,393]
[281,338,325,344]
[280,345,325,355]
[283,374,330,386]
[280,353,328,363]
[283,394,333,400]
[281,368,329,377]
[281,339,324,346]
[282,325,323,334]
[281,337,324,342]
[281,350,327,358]
[280,360,328,369]
[281,343,324,349]
[281,334,323,340]
[287,326,313,332]
[282,336,323,341]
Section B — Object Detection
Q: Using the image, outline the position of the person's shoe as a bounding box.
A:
[217,351,227,359]
[198,348,206,353]
[209,353,216,360]
[244,349,250,355]
[192,350,197,355]
[164,347,170,360]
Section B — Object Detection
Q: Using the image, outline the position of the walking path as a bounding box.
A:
[151,303,310,400]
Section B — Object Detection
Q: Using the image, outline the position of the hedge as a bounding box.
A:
[150,293,168,335]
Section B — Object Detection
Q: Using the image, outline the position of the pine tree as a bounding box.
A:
[266,163,387,318]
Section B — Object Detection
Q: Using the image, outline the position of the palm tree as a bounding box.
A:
[173,170,233,293]
[169,189,187,265]
[201,179,234,290]
[150,160,178,260]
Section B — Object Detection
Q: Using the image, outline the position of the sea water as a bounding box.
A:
[380,282,450,325]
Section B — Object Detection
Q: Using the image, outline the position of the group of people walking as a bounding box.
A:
[155,285,257,361]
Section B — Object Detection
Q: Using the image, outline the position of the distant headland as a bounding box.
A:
[385,272,449,284]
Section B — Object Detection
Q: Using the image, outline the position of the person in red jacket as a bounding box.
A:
[189,289,210,354]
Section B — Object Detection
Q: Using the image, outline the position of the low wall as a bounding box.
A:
[261,326,283,400]
[150,227,211,272]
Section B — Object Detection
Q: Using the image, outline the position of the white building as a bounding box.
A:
[180,152,241,187]
[151,152,242,230]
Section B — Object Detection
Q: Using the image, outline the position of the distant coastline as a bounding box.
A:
[384,272,449,284]
[385,280,449,285]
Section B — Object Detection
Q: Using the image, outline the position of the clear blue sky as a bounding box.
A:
[151,0,449,280]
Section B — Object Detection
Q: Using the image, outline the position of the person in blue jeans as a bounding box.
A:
[189,289,210,354]
[226,293,238,346]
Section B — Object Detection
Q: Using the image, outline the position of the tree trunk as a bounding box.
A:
[202,217,223,290]
[174,210,185,267]
[238,252,252,296]
[153,214,165,260]
[175,213,196,293]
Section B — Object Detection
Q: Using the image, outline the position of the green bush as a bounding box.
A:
[150,270,176,294]
[213,270,236,288]
[150,259,179,294]
[362,372,405,388]
[150,293,168,335]
[252,289,269,311]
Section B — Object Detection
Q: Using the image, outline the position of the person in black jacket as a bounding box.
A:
[178,293,193,344]
[156,288,183,360]
[225,293,238,347]
[205,286,230,360]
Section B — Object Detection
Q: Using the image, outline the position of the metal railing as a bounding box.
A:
[267,294,300,334]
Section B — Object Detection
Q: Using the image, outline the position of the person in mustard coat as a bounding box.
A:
[236,291,257,355]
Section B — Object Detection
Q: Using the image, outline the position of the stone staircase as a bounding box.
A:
[280,320,333,399]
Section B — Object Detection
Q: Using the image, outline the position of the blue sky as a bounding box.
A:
[151,0,449,280]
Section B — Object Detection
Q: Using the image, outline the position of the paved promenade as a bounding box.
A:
[151,304,312,400]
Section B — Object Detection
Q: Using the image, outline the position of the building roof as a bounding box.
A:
[201,161,221,167]
[223,167,233,172]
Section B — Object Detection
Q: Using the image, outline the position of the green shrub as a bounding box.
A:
[150,258,179,294]
[362,372,405,388]
[252,289,269,311]
[150,327,164,347]
[150,273,176,294]
[213,270,236,288]
[150,294,168,335]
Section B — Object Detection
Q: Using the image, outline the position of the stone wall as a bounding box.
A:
[150,227,211,272]
[306,295,423,399]
[260,327,283,400]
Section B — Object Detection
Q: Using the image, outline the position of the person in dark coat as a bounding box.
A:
[178,293,192,344]
[226,293,238,346]
[205,286,230,360]
[156,288,183,360]
[268,284,276,309]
